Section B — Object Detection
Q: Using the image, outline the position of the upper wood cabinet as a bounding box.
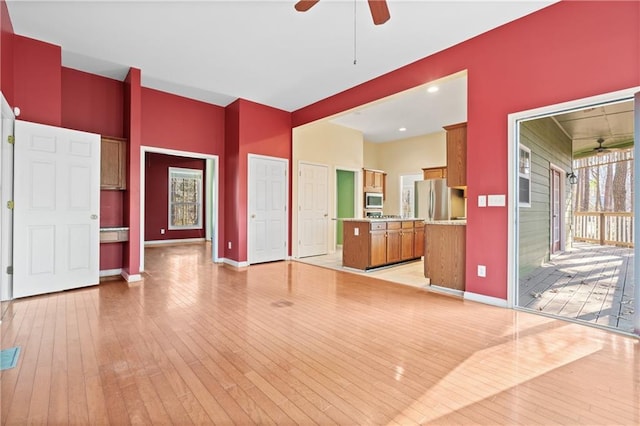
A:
[100,136,127,190]
[363,168,385,193]
[422,166,447,180]
[444,122,467,188]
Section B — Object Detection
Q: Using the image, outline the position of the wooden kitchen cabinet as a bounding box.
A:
[424,223,466,290]
[413,221,425,257]
[386,222,402,263]
[400,221,415,260]
[363,168,385,193]
[342,219,423,270]
[370,228,387,267]
[444,122,467,188]
[101,136,127,190]
[422,167,447,180]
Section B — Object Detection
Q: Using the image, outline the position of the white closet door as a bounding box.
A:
[13,120,100,298]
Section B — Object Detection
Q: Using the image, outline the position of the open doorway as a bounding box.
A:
[335,169,357,247]
[139,146,219,273]
[513,94,637,334]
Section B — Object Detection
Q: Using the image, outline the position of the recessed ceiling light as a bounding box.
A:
[399,127,407,132]
[427,86,439,93]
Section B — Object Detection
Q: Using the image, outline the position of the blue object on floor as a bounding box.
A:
[0,347,20,370]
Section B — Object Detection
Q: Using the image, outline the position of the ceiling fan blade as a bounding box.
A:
[368,0,390,25]
[295,0,320,12]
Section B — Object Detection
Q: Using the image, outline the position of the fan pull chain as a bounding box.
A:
[353,0,357,65]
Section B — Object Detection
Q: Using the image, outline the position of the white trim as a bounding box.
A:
[634,91,640,335]
[247,154,289,265]
[334,166,360,252]
[549,163,567,253]
[428,285,464,298]
[464,291,508,308]
[507,86,640,312]
[121,271,142,282]
[167,166,203,230]
[222,258,249,268]
[0,92,15,301]
[144,237,205,246]
[140,146,220,272]
[99,268,122,277]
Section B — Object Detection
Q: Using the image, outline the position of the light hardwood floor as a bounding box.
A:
[1,243,639,425]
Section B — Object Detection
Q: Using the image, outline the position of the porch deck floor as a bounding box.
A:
[519,242,635,333]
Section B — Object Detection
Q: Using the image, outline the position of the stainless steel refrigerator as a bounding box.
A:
[414,179,465,221]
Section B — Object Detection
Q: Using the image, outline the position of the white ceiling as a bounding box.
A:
[7,0,559,142]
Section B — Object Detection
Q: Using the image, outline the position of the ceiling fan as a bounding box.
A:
[594,138,611,154]
[295,0,391,25]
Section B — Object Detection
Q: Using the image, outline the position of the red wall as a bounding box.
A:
[224,99,292,262]
[13,35,61,126]
[61,67,124,137]
[141,87,225,154]
[0,0,14,104]
[144,152,206,241]
[292,1,640,300]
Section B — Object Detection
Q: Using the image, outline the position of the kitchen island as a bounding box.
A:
[342,218,424,270]
[424,220,466,291]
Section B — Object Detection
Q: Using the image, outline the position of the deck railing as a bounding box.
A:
[573,212,634,247]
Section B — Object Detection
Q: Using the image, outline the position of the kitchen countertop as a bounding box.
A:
[424,220,467,226]
[339,217,425,222]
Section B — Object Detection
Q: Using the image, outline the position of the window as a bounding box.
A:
[168,167,202,230]
[519,145,531,207]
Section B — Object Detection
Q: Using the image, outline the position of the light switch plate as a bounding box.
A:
[477,265,487,277]
[478,195,487,207]
[354,227,359,236]
[487,194,506,207]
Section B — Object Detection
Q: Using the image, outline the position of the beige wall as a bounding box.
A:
[292,122,364,255]
[365,132,446,215]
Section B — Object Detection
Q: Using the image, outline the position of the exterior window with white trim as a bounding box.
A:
[168,167,202,229]
[519,145,532,207]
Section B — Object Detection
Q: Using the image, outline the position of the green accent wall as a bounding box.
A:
[519,117,572,279]
[336,170,355,245]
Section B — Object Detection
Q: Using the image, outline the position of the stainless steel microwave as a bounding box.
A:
[365,192,383,209]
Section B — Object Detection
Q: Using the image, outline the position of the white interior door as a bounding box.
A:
[13,121,100,298]
[298,162,328,258]
[248,155,288,264]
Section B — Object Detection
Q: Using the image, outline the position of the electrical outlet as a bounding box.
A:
[160,228,165,234]
[477,265,487,277]
[228,241,232,249]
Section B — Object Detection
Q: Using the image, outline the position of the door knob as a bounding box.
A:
[251,214,256,219]
[90,214,98,220]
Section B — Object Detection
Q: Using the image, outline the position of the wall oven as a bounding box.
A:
[365,192,383,209]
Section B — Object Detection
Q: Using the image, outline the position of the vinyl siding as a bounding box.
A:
[519,117,572,279]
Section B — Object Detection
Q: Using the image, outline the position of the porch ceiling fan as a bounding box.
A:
[593,138,611,154]
[294,0,391,25]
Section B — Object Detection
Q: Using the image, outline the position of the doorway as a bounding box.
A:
[140,146,219,272]
[511,89,638,335]
[335,169,356,246]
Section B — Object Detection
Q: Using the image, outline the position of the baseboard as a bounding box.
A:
[99,268,122,278]
[121,270,143,282]
[222,258,249,268]
[464,291,508,308]
[428,285,464,298]
[144,238,205,246]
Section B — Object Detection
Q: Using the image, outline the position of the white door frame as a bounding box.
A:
[140,146,220,272]
[247,153,289,265]
[508,87,640,336]
[0,93,15,301]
